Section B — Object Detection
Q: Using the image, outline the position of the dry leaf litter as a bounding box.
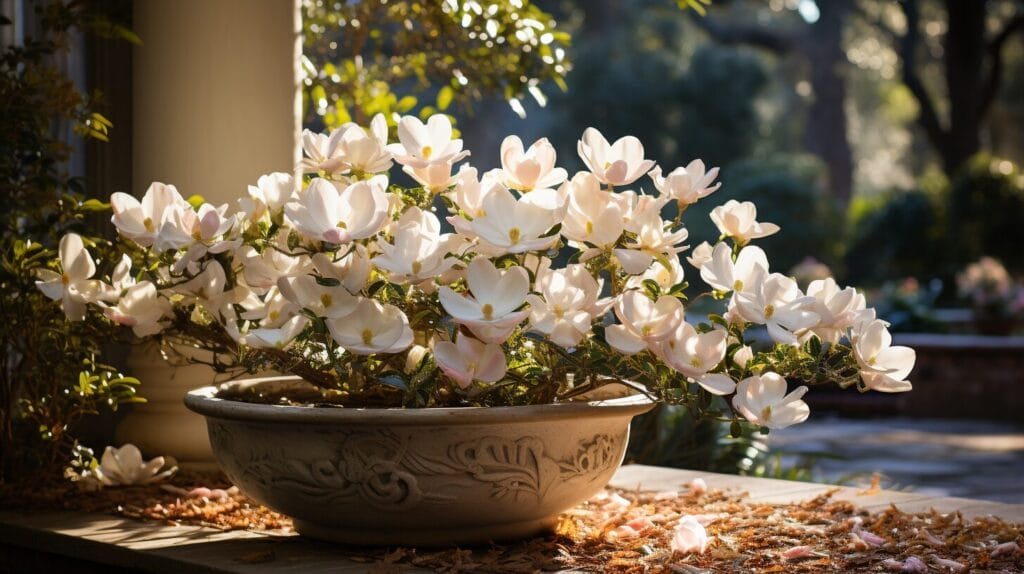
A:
[2,470,1021,573]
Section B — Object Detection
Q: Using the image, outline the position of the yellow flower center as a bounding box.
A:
[690,357,702,368]
[361,328,374,346]
[867,355,877,366]
[269,310,280,321]
[421,145,433,159]
[481,303,494,321]
[508,227,521,245]
[61,273,70,285]
[641,325,653,336]
[336,220,348,229]
[412,261,422,275]
[143,217,155,233]
[764,304,775,319]
[585,220,594,235]
[733,279,744,292]
[761,405,772,422]
[553,305,565,319]
[320,293,332,308]
[191,228,203,241]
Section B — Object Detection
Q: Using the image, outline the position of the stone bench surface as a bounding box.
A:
[2,464,1022,573]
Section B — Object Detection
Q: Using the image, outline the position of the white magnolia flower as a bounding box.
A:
[164,203,238,266]
[326,298,414,354]
[700,242,769,294]
[300,128,347,175]
[240,286,299,328]
[671,516,710,555]
[527,260,613,348]
[103,282,171,337]
[312,246,371,294]
[433,336,507,389]
[448,165,501,219]
[805,278,864,343]
[732,373,810,429]
[577,127,656,186]
[328,113,392,174]
[277,275,359,319]
[241,172,296,221]
[403,159,458,194]
[654,323,734,395]
[686,241,714,270]
[244,314,309,350]
[285,176,390,244]
[93,444,177,486]
[853,319,915,393]
[388,114,469,169]
[499,135,567,192]
[733,344,754,369]
[110,254,136,293]
[734,273,819,345]
[458,185,562,255]
[238,237,311,293]
[710,200,780,245]
[35,233,106,321]
[605,291,684,354]
[626,256,685,292]
[176,260,247,323]
[373,207,459,284]
[438,257,530,343]
[110,182,190,248]
[562,172,625,247]
[649,159,720,206]
[620,209,690,265]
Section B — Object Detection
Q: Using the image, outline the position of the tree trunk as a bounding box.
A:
[939,0,987,174]
[801,0,854,205]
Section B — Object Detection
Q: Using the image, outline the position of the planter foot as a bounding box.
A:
[293,517,556,547]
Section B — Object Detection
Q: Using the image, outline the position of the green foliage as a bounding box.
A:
[0,3,141,482]
[302,0,571,130]
[843,190,944,285]
[547,11,769,173]
[947,154,1024,275]
[628,405,772,474]
[686,154,841,271]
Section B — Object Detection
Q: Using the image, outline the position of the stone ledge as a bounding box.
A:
[2,465,1022,573]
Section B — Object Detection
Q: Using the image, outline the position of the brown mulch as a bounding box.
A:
[2,471,1022,573]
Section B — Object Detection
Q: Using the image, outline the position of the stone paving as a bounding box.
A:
[767,417,1024,504]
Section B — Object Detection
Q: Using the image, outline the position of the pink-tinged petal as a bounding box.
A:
[697,373,736,396]
[671,516,709,555]
[605,324,647,354]
[475,343,507,383]
[781,546,815,560]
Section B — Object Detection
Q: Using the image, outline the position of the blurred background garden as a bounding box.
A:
[3,0,1023,504]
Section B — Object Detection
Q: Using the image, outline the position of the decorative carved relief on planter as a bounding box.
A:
[208,420,621,511]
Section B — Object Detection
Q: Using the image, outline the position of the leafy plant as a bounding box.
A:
[0,1,142,482]
[302,0,571,129]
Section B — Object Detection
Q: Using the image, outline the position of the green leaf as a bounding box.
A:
[396,95,417,113]
[436,86,454,111]
[186,194,205,209]
[380,374,409,391]
[79,199,111,212]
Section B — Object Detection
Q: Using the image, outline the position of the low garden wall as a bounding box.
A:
[807,334,1024,420]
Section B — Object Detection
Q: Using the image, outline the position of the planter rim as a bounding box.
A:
[184,376,655,425]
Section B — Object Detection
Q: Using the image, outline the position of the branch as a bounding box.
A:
[980,13,1024,117]
[691,13,795,54]
[897,0,947,152]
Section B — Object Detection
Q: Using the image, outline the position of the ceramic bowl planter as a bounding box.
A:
[184,377,654,546]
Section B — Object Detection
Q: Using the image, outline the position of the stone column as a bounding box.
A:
[119,0,302,462]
